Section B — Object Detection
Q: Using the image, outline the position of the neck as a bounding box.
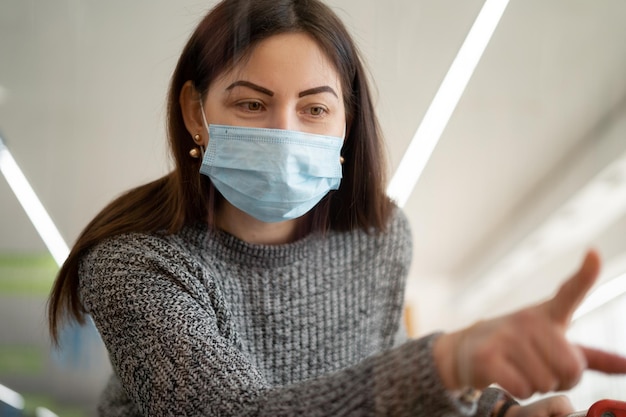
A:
[215,202,306,245]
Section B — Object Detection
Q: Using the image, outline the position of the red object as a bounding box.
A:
[586,400,626,417]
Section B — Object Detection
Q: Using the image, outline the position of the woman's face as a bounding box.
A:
[202,32,346,139]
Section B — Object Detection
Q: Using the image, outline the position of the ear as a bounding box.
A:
[180,80,208,146]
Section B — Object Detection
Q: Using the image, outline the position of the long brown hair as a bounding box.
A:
[48,0,394,345]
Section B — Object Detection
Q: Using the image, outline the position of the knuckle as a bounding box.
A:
[537,378,556,393]
[570,356,585,378]
[560,361,583,388]
[509,381,532,399]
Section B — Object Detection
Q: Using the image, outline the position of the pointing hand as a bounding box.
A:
[434,250,626,398]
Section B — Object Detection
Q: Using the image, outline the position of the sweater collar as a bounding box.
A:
[185,223,321,268]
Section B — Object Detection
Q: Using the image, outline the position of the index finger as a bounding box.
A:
[547,250,601,325]
[581,345,626,374]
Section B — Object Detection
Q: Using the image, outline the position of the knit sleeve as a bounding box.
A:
[79,233,476,417]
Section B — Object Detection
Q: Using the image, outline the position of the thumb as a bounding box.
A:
[546,250,601,325]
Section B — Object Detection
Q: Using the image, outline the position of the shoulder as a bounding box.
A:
[81,230,181,269]
[78,227,205,292]
[81,223,208,267]
[343,204,412,251]
[377,205,413,260]
[388,205,411,238]
[333,205,413,272]
[77,227,213,315]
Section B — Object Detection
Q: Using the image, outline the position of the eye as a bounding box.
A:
[308,106,327,117]
[237,100,264,112]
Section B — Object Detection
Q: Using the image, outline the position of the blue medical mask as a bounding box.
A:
[198,117,344,223]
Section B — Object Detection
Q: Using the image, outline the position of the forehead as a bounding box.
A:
[214,32,343,94]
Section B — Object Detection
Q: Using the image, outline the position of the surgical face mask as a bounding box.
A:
[198,112,344,223]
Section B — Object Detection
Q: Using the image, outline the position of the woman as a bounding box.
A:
[48,0,626,416]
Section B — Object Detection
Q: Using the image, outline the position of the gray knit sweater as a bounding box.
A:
[79,209,502,416]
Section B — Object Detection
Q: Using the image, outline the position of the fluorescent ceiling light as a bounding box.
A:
[0,383,24,410]
[456,150,626,318]
[36,407,60,417]
[0,136,69,266]
[387,0,511,207]
[574,271,626,321]
[480,152,626,289]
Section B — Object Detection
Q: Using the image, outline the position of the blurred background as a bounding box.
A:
[1,0,625,415]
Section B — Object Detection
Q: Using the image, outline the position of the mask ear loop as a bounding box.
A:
[198,98,212,159]
[198,143,205,159]
[199,99,211,135]
[340,124,347,164]
[189,97,210,160]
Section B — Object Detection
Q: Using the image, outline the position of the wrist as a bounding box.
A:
[433,331,463,390]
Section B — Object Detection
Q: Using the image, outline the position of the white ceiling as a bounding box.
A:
[1,0,626,390]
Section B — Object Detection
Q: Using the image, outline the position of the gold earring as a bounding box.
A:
[189,148,201,159]
[189,134,204,158]
[340,156,345,164]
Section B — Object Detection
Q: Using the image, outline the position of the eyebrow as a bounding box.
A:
[226,80,274,96]
[299,86,338,99]
[225,80,338,99]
